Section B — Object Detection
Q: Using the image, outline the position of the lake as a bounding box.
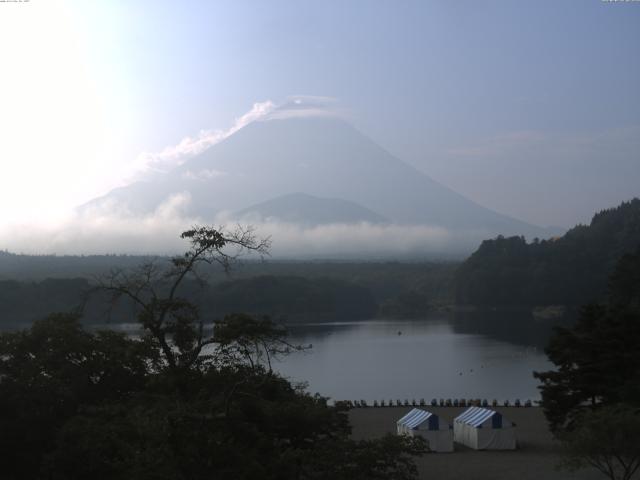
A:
[274,313,558,404]
[5,311,560,404]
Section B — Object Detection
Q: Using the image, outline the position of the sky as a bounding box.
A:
[0,0,639,248]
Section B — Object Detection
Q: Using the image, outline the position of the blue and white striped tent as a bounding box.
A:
[396,408,453,452]
[453,407,516,450]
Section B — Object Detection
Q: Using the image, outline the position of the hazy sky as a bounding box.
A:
[0,0,639,231]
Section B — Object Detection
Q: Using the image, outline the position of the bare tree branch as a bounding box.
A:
[91,225,271,372]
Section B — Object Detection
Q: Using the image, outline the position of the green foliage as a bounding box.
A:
[0,227,426,479]
[534,250,640,433]
[559,405,640,480]
[0,313,425,480]
[96,225,270,371]
[45,369,353,480]
[534,305,640,432]
[455,199,640,306]
[297,434,427,480]
[0,278,89,326]
[609,249,640,312]
[0,275,379,327]
[0,314,157,480]
[213,312,306,370]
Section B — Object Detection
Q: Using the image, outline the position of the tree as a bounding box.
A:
[0,315,425,480]
[297,434,427,480]
[559,405,640,480]
[96,225,270,371]
[213,312,306,372]
[454,199,640,307]
[608,247,640,312]
[534,251,640,433]
[1,226,428,479]
[0,313,158,480]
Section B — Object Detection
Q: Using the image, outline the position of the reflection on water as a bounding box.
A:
[277,313,558,403]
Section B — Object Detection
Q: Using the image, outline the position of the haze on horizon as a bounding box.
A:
[0,0,638,256]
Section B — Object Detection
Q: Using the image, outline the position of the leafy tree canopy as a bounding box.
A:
[559,404,640,480]
[0,226,426,480]
[455,199,640,306]
[534,248,640,433]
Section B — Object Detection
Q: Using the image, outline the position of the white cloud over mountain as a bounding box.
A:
[130,96,343,180]
[131,100,277,177]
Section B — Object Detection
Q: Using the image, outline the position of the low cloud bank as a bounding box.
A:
[0,194,476,258]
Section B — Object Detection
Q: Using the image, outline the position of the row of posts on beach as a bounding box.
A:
[337,398,534,408]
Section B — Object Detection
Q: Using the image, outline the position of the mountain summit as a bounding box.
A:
[236,193,389,226]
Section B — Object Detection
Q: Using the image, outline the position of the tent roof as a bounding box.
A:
[454,406,502,427]
[397,408,435,429]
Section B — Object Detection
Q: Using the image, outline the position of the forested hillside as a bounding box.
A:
[0,262,456,327]
[454,199,640,306]
[205,276,377,321]
[0,278,89,325]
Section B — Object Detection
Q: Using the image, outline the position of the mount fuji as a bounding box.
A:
[82,103,551,255]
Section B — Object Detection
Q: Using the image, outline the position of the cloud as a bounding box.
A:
[266,95,344,121]
[182,169,227,181]
[132,100,276,176]
[0,193,196,256]
[0,192,468,257]
[130,96,343,179]
[248,221,453,258]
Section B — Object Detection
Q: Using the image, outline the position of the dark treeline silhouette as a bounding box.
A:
[207,275,377,321]
[0,278,89,326]
[0,263,456,327]
[0,276,376,327]
[454,199,640,307]
[0,250,156,280]
[0,251,457,288]
[533,248,640,480]
[0,226,426,479]
[535,246,640,431]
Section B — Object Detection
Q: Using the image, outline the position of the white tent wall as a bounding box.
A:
[454,421,475,448]
[476,427,517,450]
[453,419,464,442]
[396,408,454,453]
[453,407,517,450]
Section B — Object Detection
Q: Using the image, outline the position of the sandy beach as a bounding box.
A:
[349,406,602,480]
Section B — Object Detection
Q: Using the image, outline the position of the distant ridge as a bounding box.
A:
[236,193,388,226]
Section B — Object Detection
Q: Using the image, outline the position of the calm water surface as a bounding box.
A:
[274,315,555,403]
[72,312,559,403]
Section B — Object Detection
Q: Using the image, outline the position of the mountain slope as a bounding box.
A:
[236,193,388,225]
